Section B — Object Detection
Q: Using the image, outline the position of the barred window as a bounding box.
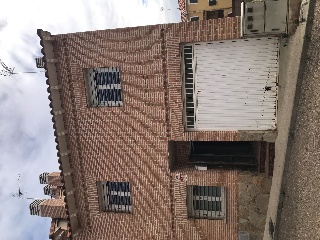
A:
[97,181,132,213]
[187,185,226,219]
[84,67,123,107]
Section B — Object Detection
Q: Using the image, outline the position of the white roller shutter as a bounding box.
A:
[182,37,279,131]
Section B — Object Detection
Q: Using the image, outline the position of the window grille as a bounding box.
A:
[187,185,226,219]
[85,67,123,107]
[98,181,132,213]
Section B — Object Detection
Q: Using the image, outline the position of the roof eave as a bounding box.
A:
[37,29,81,238]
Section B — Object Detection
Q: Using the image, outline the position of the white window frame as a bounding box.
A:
[97,181,132,213]
[84,67,123,107]
[189,0,198,4]
[187,185,226,219]
[190,16,200,21]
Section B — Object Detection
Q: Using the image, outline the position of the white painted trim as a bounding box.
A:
[190,16,200,21]
[188,0,198,4]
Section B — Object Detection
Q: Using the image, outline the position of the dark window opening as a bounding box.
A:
[190,16,200,21]
[190,141,256,166]
[205,10,224,19]
[209,0,217,6]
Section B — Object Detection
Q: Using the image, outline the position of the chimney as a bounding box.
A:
[44,185,53,196]
[29,199,67,219]
[30,199,46,216]
[39,172,49,184]
[47,172,63,187]
[35,57,45,68]
[44,185,63,199]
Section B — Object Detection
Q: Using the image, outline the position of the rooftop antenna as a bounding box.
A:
[0,59,15,76]
[12,174,39,200]
[0,59,45,77]
[160,6,184,13]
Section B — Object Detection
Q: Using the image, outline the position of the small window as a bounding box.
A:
[84,67,123,107]
[187,185,226,219]
[189,0,198,4]
[209,0,217,6]
[247,16,253,21]
[190,16,200,21]
[97,181,132,213]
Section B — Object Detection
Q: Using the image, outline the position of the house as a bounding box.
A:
[33,17,279,239]
[178,0,242,22]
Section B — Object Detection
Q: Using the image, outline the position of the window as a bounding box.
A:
[98,181,132,213]
[209,0,217,6]
[187,185,226,219]
[182,45,196,129]
[190,16,200,21]
[84,67,123,107]
[189,0,198,4]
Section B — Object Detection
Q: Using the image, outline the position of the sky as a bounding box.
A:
[0,1,180,239]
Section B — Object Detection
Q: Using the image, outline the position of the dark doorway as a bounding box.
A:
[189,141,256,167]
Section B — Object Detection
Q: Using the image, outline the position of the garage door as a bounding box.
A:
[182,37,279,131]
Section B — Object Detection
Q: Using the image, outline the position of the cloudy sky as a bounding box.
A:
[0,1,180,239]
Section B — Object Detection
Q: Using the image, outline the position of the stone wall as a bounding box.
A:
[239,172,272,240]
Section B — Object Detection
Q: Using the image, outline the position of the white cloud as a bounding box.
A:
[0,0,180,239]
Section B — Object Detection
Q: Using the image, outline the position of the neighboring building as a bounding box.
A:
[178,0,242,22]
[34,17,278,239]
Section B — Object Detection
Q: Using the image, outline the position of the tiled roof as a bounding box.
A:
[178,0,187,22]
[37,29,80,238]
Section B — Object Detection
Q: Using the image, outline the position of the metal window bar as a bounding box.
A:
[87,67,123,107]
[183,45,196,129]
[101,181,131,213]
[189,185,225,219]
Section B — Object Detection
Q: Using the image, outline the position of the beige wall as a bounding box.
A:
[188,7,233,20]
[187,0,232,12]
[188,11,204,21]
[224,7,233,16]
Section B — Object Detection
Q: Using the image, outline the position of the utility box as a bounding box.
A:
[239,231,250,240]
[241,0,287,36]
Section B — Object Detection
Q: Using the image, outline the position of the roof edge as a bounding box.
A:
[37,29,81,238]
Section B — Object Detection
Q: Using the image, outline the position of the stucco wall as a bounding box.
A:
[186,0,232,12]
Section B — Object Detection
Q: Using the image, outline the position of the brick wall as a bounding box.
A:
[172,142,238,240]
[47,172,63,187]
[40,199,67,219]
[51,17,241,239]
